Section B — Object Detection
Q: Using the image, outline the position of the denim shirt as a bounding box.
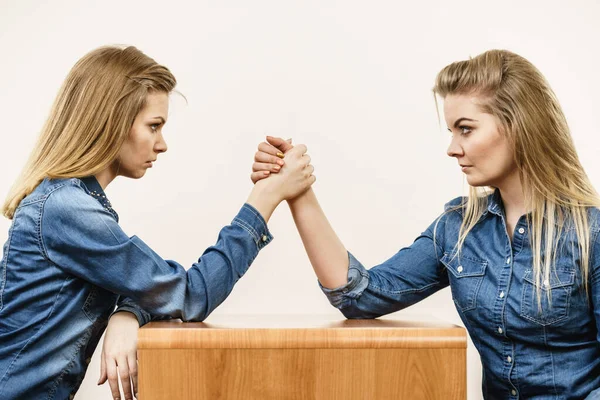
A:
[0,176,273,399]
[322,190,600,399]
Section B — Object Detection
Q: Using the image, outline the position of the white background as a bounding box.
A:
[1,1,599,398]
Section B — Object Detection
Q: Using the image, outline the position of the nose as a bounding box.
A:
[446,135,463,158]
[155,132,168,154]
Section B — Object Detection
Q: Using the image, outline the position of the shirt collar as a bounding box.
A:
[80,176,119,222]
[484,188,503,217]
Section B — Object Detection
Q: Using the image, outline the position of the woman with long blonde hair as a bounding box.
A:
[0,45,315,399]
[254,50,600,398]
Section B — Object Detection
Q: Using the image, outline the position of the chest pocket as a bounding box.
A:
[520,268,575,326]
[441,252,487,312]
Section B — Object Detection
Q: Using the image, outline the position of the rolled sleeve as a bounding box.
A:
[233,203,273,250]
[318,211,451,319]
[113,297,154,326]
[319,252,369,309]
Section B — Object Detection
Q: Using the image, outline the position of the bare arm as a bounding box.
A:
[253,136,349,289]
[287,189,349,288]
[252,136,451,319]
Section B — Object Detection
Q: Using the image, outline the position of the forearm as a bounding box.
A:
[246,183,281,223]
[287,188,349,288]
[158,203,273,321]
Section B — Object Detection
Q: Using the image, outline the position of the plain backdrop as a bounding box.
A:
[1,1,599,399]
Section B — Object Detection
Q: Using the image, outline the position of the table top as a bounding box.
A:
[138,314,467,350]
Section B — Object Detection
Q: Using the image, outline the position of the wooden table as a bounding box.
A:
[138,315,466,399]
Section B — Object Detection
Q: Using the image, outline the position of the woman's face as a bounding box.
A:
[444,94,517,188]
[116,92,169,179]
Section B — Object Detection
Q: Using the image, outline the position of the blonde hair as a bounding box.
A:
[433,50,600,304]
[2,45,177,219]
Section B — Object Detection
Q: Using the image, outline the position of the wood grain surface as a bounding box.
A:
[138,315,467,399]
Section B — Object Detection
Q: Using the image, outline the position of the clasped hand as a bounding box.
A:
[250,136,311,196]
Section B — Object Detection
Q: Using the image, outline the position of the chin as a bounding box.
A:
[122,170,147,179]
[465,176,489,187]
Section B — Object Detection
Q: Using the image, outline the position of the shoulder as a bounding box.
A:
[440,196,468,226]
[442,192,496,221]
[587,207,600,232]
[425,196,465,237]
[40,178,127,252]
[585,208,600,280]
[587,207,600,253]
[42,178,100,215]
[15,177,79,209]
[16,177,99,218]
[40,178,115,235]
[29,178,119,257]
[443,196,466,213]
[436,193,495,234]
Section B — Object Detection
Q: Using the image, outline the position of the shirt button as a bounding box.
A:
[518,228,525,234]
[511,389,517,396]
[498,327,503,334]
[499,291,505,298]
[261,234,268,242]
[457,266,463,273]
[506,257,511,264]
[507,356,512,363]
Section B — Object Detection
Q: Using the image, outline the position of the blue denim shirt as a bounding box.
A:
[322,190,600,399]
[0,176,273,399]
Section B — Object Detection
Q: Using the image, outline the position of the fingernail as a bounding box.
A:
[277,160,284,166]
[274,165,280,170]
[276,152,284,158]
[264,171,270,175]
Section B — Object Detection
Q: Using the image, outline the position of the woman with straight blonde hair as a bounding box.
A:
[254,50,600,398]
[0,45,315,400]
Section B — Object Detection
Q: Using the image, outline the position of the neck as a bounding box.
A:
[95,163,119,190]
[495,171,526,217]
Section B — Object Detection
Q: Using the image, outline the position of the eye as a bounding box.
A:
[458,125,472,135]
[150,123,161,132]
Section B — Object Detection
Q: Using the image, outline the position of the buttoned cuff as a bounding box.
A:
[110,305,151,327]
[113,296,153,327]
[234,203,273,250]
[318,252,369,309]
